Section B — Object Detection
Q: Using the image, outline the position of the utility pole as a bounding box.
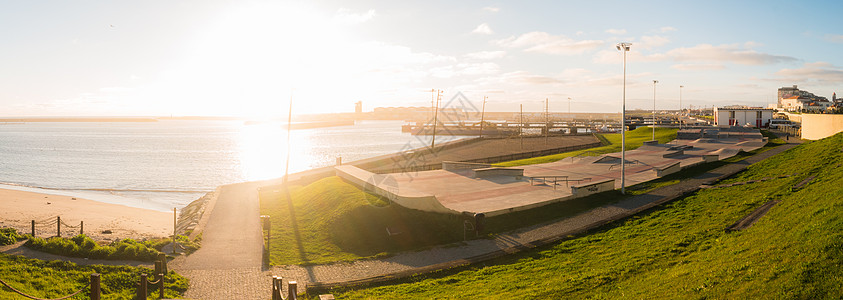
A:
[545,98,549,145]
[653,80,658,141]
[480,96,487,138]
[431,90,442,148]
[519,104,523,150]
[679,85,684,130]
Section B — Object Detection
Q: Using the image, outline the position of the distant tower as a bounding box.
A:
[834,92,837,102]
[355,101,362,114]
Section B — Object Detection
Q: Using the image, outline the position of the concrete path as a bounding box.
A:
[270,134,802,288]
[169,181,271,300]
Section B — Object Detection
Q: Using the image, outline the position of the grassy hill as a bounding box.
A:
[0,253,188,299]
[260,177,465,265]
[497,127,678,167]
[322,133,843,298]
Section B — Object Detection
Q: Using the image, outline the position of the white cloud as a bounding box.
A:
[660,26,677,33]
[497,31,604,55]
[472,23,494,35]
[671,63,726,71]
[333,8,376,24]
[666,44,797,65]
[775,62,843,84]
[431,62,501,78]
[825,34,843,43]
[482,6,500,13]
[638,35,670,50]
[595,43,797,65]
[477,71,564,85]
[605,28,627,35]
[464,50,506,60]
[99,86,135,93]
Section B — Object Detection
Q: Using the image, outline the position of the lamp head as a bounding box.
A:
[654,80,659,84]
[616,42,632,51]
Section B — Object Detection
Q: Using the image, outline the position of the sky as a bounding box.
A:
[2,0,843,117]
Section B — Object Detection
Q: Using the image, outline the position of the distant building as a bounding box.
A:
[355,101,363,114]
[714,106,773,127]
[781,95,833,112]
[777,85,829,111]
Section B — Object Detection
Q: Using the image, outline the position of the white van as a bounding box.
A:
[769,119,798,129]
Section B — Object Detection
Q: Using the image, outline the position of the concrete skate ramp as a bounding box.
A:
[335,165,458,214]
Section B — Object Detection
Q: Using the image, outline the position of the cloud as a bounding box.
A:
[605,28,627,35]
[666,44,797,65]
[430,62,501,78]
[497,31,604,55]
[660,26,677,33]
[825,34,843,43]
[482,6,500,13]
[595,43,797,65]
[774,62,843,84]
[478,71,564,85]
[464,50,506,60]
[99,86,135,93]
[638,35,670,49]
[472,23,494,35]
[671,63,726,70]
[334,8,376,24]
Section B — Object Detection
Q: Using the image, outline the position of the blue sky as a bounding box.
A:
[2,0,843,117]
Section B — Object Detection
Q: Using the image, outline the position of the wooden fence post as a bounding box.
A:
[137,273,147,300]
[288,280,297,300]
[90,273,101,300]
[154,261,162,278]
[158,253,168,274]
[158,272,165,299]
[31,220,35,236]
[271,276,280,300]
[57,216,61,237]
[80,221,84,235]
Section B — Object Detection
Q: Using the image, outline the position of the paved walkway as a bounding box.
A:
[169,181,270,300]
[270,134,802,289]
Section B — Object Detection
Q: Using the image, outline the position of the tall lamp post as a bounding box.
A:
[653,80,658,141]
[617,42,631,195]
[679,85,684,130]
[479,96,487,138]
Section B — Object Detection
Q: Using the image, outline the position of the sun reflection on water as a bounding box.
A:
[236,122,312,181]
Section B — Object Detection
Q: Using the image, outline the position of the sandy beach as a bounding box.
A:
[0,188,172,241]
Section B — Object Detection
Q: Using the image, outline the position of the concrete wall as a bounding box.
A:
[471,168,524,178]
[571,179,615,197]
[801,114,843,140]
[334,165,458,214]
[654,161,681,177]
[442,161,491,171]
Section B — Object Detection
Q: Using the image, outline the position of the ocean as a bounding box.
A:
[0,120,467,211]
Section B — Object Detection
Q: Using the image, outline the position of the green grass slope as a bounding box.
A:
[325,133,843,299]
[260,177,464,265]
[0,253,188,299]
[497,127,678,167]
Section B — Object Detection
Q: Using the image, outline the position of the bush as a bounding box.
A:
[24,234,162,262]
[0,228,22,246]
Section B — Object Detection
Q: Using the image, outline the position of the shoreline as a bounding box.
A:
[0,187,172,241]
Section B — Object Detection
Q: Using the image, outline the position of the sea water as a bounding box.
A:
[0,120,466,211]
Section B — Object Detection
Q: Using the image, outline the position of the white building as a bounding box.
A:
[780,96,833,112]
[714,106,774,128]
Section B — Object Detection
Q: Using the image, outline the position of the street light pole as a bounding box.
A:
[653,80,658,141]
[679,85,684,130]
[617,42,631,195]
[479,96,487,138]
